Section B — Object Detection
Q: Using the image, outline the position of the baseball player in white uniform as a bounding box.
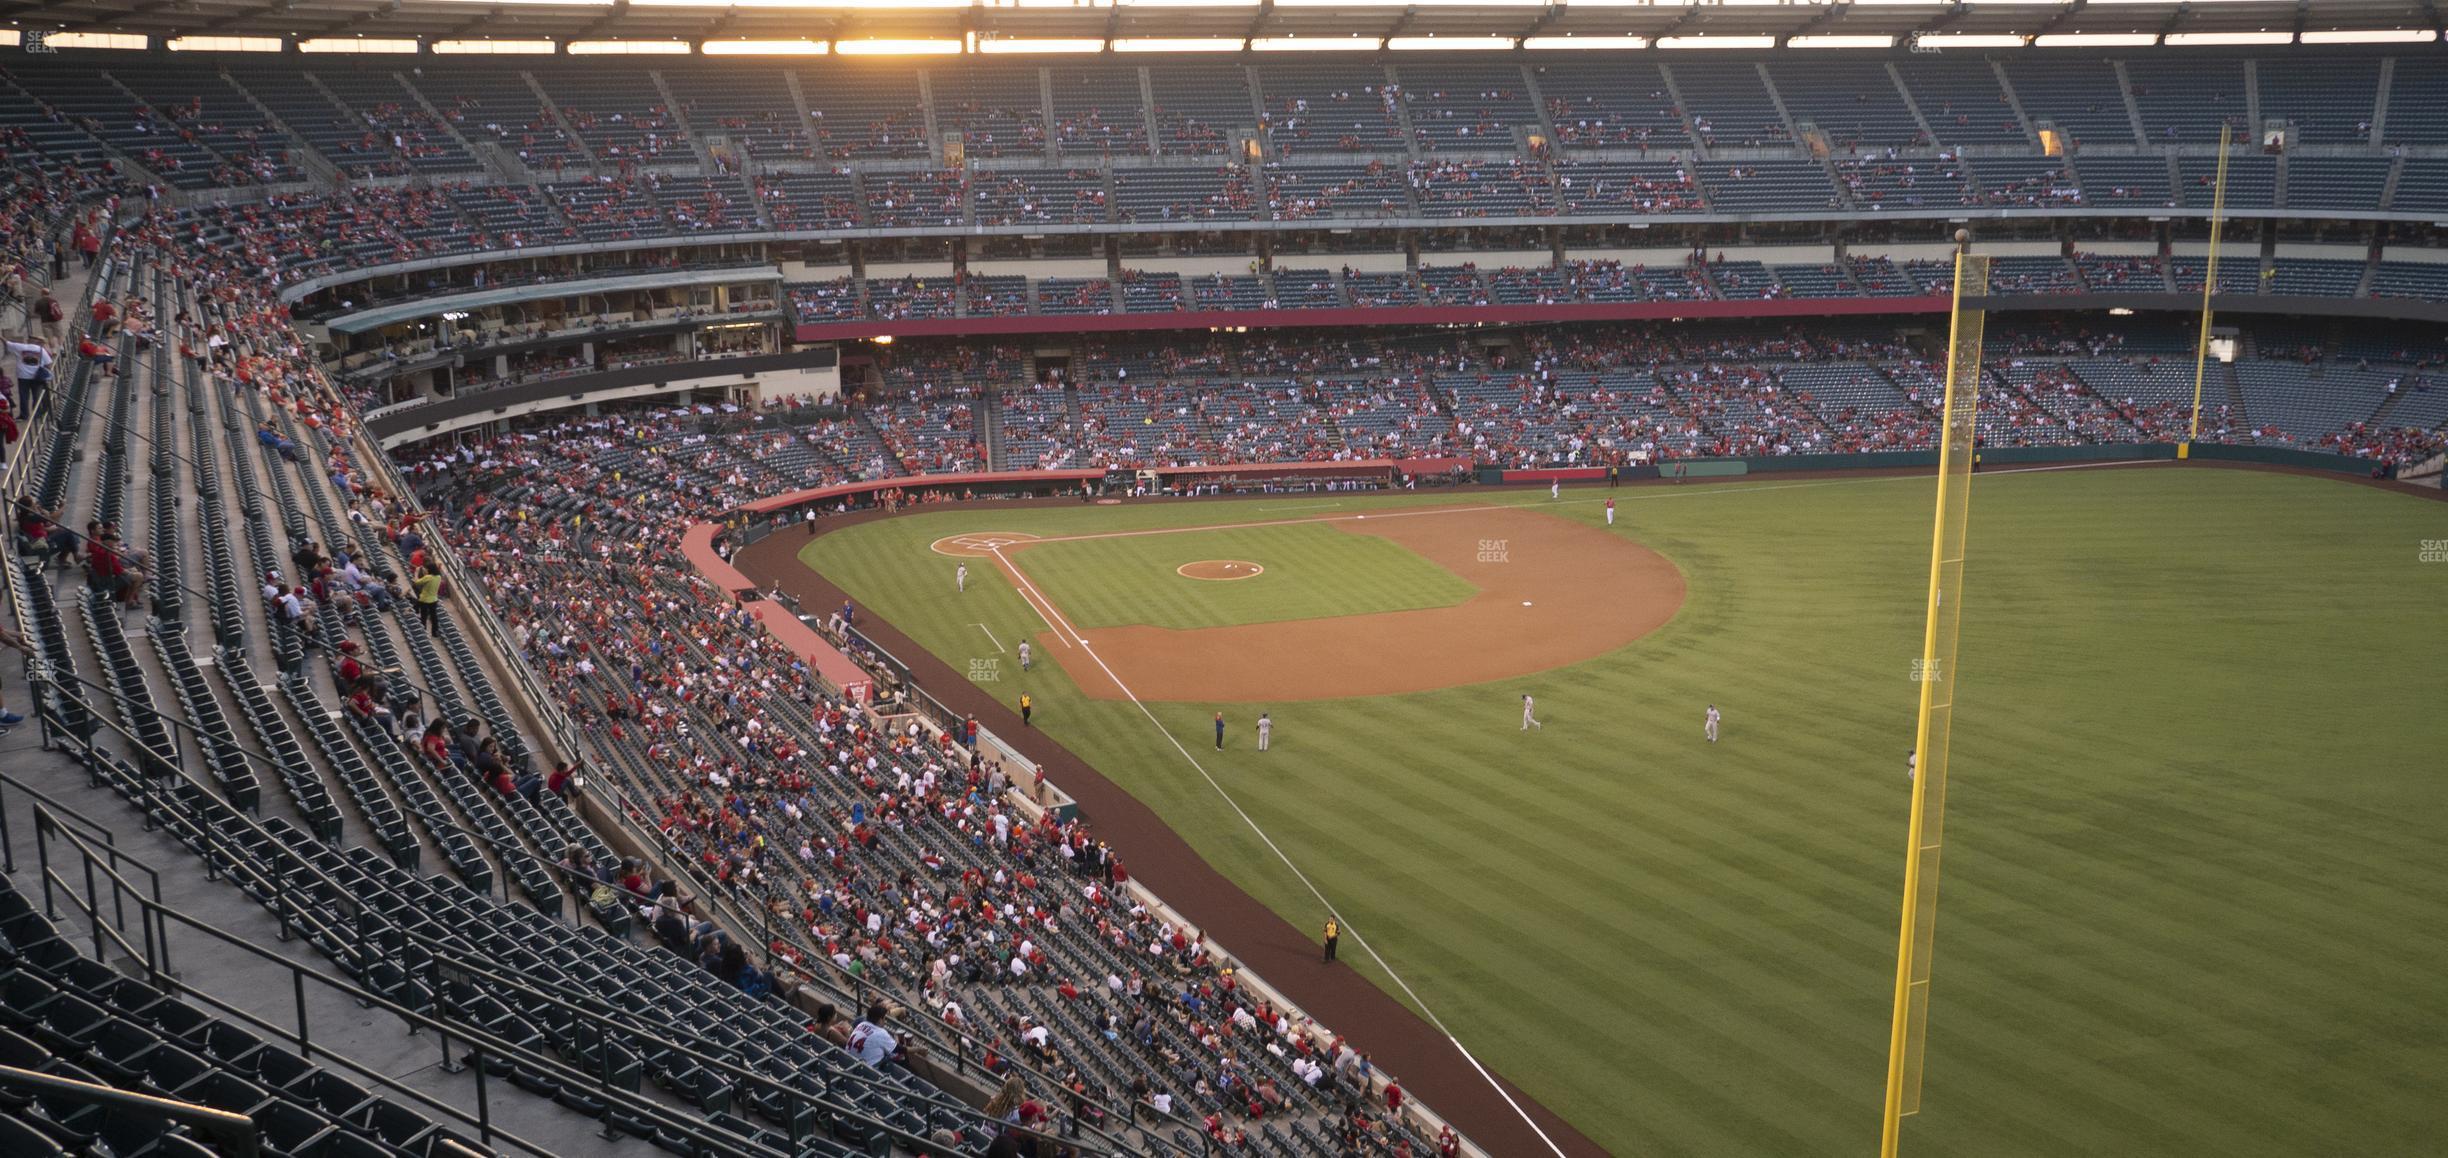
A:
[1256,713,1272,751]
[1017,640,1032,672]
[1907,749,1917,782]
[1550,479,1561,501]
[1605,498,1616,526]
[1521,694,1542,730]
[956,562,968,592]
[1705,704,1721,743]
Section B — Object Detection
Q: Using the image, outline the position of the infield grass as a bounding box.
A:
[1007,521,1477,630]
[801,466,2448,1157]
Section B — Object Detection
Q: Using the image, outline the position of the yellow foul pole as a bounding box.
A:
[2183,122,2235,459]
[1877,240,1987,1158]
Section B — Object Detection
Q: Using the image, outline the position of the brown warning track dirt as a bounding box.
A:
[737,494,1612,1158]
[1002,504,1683,703]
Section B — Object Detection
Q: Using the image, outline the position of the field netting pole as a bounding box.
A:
[2183,122,2234,460]
[1878,247,1988,1158]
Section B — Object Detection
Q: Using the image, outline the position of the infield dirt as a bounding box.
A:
[998,504,1685,702]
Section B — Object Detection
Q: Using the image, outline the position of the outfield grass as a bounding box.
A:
[1007,521,1477,630]
[801,467,2448,1157]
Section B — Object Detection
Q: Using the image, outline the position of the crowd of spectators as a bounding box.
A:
[13,50,2448,1157]
[388,410,1455,1152]
[869,386,984,475]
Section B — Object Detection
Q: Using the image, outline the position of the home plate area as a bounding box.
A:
[1177,559,1266,581]
[929,531,1042,556]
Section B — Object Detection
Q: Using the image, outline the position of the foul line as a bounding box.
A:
[936,456,2154,1156]
[988,543,1570,1158]
[973,622,1007,654]
[989,547,1076,650]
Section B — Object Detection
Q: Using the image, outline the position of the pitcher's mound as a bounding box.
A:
[1179,560,1266,581]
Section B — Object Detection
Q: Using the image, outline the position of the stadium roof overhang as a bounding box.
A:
[4,0,2442,53]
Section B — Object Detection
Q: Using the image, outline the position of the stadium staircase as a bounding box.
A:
[980,388,1009,472]
[2222,364,2253,432]
[524,75,602,175]
[220,69,340,187]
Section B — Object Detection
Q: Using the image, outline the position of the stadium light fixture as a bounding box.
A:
[1659,35,1777,49]
[836,38,965,54]
[568,40,692,54]
[2301,28,2438,44]
[42,32,149,50]
[1251,36,1380,51]
[979,38,1107,53]
[2034,33,2158,47]
[1787,34,1895,49]
[1388,36,1517,51]
[702,39,829,53]
[1914,34,2028,49]
[168,36,283,52]
[632,0,968,7]
[0,31,17,48]
[1524,35,1651,50]
[300,37,419,52]
[2162,31,2292,46]
[1114,37,1244,52]
[433,39,557,53]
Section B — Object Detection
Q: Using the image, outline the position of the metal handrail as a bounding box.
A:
[6,226,770,1005]
[4,251,118,503]
[36,802,1131,1158]
[18,672,1144,1157]
[29,805,781,1158]
[0,1064,261,1158]
[3,427,1196,1157]
[6,226,1194,1158]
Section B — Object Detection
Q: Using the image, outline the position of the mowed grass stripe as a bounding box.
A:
[1247,748,1888,1017]
[1253,801,1874,1156]
[800,470,2448,1156]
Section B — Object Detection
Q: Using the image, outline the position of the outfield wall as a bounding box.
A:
[1490,442,2390,484]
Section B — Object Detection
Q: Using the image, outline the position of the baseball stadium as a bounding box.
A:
[0,3,2443,1158]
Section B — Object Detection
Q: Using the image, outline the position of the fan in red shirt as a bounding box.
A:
[86,531,137,605]
[77,336,118,377]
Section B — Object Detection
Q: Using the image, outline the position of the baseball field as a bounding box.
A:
[791,464,2448,1156]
